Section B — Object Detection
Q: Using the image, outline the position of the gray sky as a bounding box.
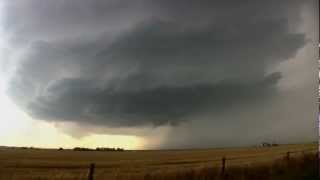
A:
[0,0,318,149]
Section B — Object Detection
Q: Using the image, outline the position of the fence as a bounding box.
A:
[85,147,318,180]
[218,148,317,177]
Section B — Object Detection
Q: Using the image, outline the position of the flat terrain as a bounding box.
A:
[0,143,316,180]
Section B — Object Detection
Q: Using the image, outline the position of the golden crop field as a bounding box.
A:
[0,143,317,180]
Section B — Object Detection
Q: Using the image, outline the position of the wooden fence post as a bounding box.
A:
[286,151,290,162]
[88,163,95,180]
[315,152,319,168]
[221,156,226,176]
[285,151,291,168]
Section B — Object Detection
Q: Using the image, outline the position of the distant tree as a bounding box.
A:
[95,147,125,152]
[73,147,94,151]
[116,148,124,151]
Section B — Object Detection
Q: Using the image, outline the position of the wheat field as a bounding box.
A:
[0,143,317,180]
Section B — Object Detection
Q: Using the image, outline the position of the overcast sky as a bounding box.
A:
[0,0,318,149]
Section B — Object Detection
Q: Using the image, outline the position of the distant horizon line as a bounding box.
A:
[0,141,316,151]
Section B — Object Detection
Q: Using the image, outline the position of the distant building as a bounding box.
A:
[260,142,278,147]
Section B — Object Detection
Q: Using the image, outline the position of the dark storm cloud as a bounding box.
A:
[4,0,309,128]
[27,73,281,127]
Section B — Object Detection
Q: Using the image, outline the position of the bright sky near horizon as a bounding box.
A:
[0,89,144,149]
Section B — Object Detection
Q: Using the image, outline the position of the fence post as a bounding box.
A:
[316,152,319,172]
[286,151,290,162]
[221,156,226,176]
[285,151,291,168]
[88,163,95,180]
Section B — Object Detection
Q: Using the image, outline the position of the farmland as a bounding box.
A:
[0,143,317,180]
